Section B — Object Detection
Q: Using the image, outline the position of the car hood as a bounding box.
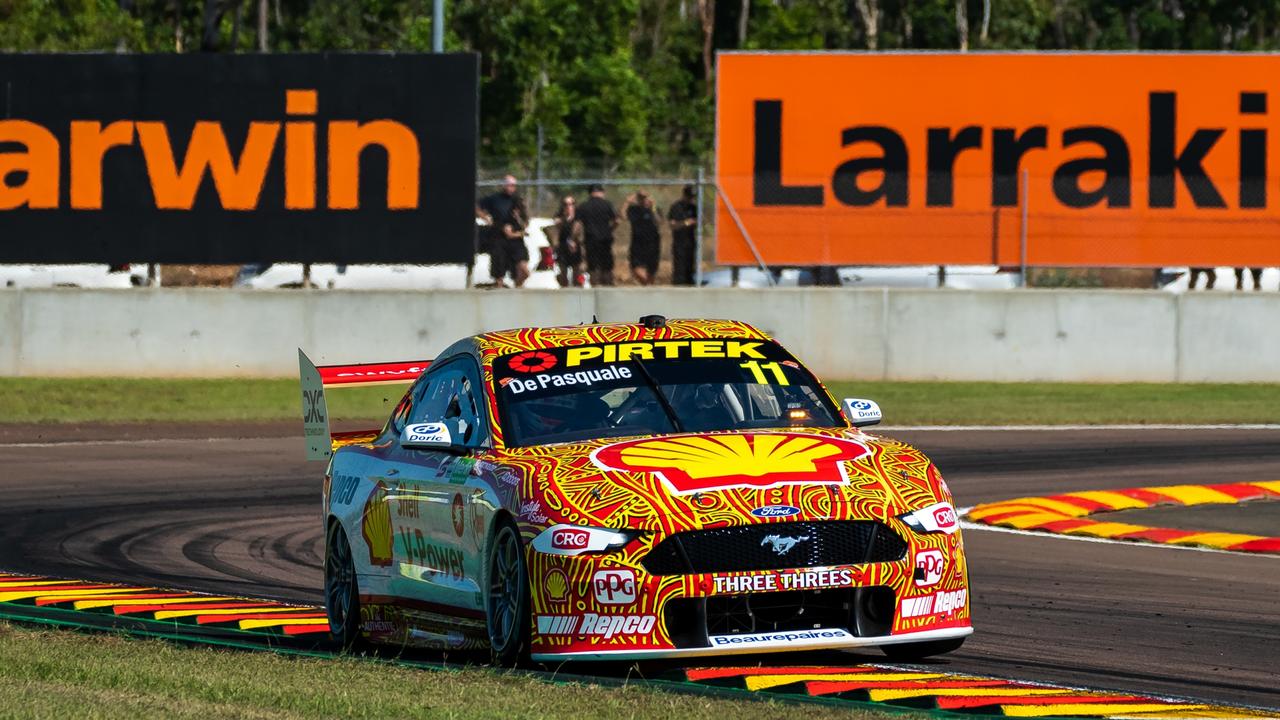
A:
[511,427,950,534]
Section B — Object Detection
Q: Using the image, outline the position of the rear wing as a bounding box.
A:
[297,350,430,461]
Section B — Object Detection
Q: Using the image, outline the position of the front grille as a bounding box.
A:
[641,521,907,576]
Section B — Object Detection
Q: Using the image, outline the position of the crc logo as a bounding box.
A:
[592,570,637,605]
[914,549,945,587]
[932,505,958,530]
[551,529,590,550]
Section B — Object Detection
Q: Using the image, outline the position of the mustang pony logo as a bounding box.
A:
[591,433,869,495]
[761,534,810,555]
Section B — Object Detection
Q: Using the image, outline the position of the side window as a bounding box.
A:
[387,383,418,434]
[407,358,490,448]
[444,375,484,447]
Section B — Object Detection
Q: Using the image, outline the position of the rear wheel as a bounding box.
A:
[880,636,965,661]
[325,522,362,650]
[485,518,530,666]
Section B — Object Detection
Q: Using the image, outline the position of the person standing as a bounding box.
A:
[476,175,522,287]
[576,184,618,286]
[668,184,698,286]
[550,195,585,287]
[1188,267,1215,290]
[625,191,661,285]
[499,195,531,287]
[1235,267,1263,291]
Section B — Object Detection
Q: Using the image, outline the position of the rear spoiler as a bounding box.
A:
[298,350,430,461]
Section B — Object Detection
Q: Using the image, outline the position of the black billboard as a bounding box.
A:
[0,53,478,264]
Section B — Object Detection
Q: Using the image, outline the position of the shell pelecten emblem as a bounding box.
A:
[361,480,394,567]
[591,433,869,495]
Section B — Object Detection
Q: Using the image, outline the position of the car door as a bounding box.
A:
[387,357,491,615]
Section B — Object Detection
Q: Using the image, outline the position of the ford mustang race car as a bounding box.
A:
[300,316,971,665]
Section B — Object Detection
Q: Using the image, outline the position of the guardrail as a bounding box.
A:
[0,287,1275,382]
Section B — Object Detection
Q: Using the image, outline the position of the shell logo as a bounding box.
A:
[592,433,869,495]
[361,481,394,567]
[544,568,569,601]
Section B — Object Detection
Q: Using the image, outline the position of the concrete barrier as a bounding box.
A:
[1176,293,1280,383]
[1,287,1276,382]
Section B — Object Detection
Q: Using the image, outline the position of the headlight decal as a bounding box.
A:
[899,502,959,534]
[531,524,639,556]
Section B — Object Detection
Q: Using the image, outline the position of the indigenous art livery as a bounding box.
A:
[301,317,972,664]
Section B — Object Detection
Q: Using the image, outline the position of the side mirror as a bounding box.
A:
[401,419,468,453]
[843,398,882,428]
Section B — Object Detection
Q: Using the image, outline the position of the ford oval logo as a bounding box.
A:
[751,505,801,518]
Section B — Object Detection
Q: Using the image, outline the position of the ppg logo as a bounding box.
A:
[592,569,636,605]
[914,549,945,587]
[303,389,326,423]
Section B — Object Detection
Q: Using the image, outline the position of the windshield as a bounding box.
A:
[493,339,842,447]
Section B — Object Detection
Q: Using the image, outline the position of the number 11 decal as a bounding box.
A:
[739,360,790,385]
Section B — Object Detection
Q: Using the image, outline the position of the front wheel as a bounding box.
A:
[325,522,362,650]
[880,636,965,661]
[485,518,530,666]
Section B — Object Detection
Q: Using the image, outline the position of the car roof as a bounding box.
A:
[470,318,772,364]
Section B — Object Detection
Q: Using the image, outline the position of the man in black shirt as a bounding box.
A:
[625,191,661,285]
[576,184,618,286]
[476,175,528,287]
[668,184,698,286]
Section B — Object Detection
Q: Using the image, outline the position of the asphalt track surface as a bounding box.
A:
[1,423,1278,709]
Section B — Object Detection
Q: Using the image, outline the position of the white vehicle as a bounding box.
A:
[0,264,149,289]
[240,218,565,290]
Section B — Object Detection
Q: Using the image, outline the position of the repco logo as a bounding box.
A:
[551,529,590,550]
[0,89,419,212]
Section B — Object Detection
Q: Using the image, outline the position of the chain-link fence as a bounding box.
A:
[475,160,716,288]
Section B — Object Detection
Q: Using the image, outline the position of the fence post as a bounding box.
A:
[534,124,544,217]
[695,166,705,287]
[1019,168,1029,288]
[432,0,444,52]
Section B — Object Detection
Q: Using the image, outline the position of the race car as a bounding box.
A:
[300,316,971,664]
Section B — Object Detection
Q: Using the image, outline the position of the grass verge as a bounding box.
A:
[0,378,1277,426]
[0,622,895,720]
[825,381,1280,426]
[0,378,398,425]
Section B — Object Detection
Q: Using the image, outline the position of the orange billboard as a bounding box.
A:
[716,53,1280,267]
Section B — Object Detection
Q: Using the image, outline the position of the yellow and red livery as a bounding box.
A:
[301,318,971,664]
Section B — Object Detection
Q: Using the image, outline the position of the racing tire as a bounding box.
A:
[879,636,965,661]
[325,522,363,651]
[485,517,531,667]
